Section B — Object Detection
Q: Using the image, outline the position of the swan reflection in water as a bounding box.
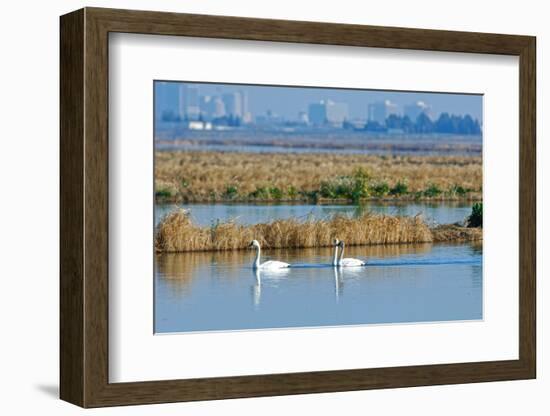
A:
[252,266,355,307]
[333,266,364,302]
[251,267,291,308]
[334,267,342,302]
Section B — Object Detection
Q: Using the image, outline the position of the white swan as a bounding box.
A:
[336,239,366,267]
[249,240,290,270]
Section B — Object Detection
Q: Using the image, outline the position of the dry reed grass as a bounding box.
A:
[431,224,482,242]
[155,208,434,253]
[155,151,482,202]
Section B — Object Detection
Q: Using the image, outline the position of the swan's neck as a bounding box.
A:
[338,244,345,264]
[332,244,339,266]
[253,245,261,268]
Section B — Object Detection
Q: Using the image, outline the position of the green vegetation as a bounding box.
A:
[160,178,480,203]
[423,183,442,198]
[155,181,178,201]
[319,168,371,202]
[466,202,483,228]
[155,188,173,199]
[449,184,469,197]
[287,185,298,199]
[223,185,239,199]
[155,151,482,203]
[370,181,390,197]
[389,180,408,196]
[367,112,481,135]
[269,186,283,200]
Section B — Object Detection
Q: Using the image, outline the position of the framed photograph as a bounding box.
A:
[60,7,536,408]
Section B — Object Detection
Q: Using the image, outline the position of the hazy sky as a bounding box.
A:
[157,80,482,121]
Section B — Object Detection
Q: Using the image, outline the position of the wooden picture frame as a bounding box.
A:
[60,7,536,408]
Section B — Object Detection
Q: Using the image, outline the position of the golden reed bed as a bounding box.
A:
[155,209,481,253]
[155,151,482,203]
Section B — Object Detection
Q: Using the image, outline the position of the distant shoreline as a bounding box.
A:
[155,139,482,156]
[156,195,482,204]
[155,128,482,156]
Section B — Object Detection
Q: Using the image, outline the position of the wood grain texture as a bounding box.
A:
[59,8,84,407]
[59,7,537,408]
[518,38,537,376]
[88,7,532,54]
[83,10,110,406]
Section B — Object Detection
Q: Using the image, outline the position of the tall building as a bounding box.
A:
[308,102,326,125]
[222,91,249,119]
[211,97,226,118]
[326,101,349,125]
[241,91,249,116]
[404,101,431,121]
[155,82,180,121]
[308,100,349,126]
[179,85,200,120]
[199,95,213,120]
[241,91,252,124]
[367,100,399,124]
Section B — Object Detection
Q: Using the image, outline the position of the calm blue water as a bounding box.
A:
[155,242,482,333]
[155,201,472,227]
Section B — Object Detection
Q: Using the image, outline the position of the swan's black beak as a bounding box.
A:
[248,242,254,248]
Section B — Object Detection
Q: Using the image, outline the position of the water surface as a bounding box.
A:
[155,201,472,227]
[155,242,482,333]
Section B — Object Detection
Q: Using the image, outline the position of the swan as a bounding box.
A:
[248,240,290,270]
[337,240,366,267]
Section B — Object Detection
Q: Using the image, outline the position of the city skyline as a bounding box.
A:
[155,81,483,124]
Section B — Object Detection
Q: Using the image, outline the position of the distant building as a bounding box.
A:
[345,119,367,130]
[255,110,284,125]
[404,101,432,121]
[222,92,243,118]
[187,121,212,130]
[367,100,399,124]
[242,112,253,124]
[326,101,349,125]
[199,95,213,119]
[297,111,309,124]
[217,91,252,123]
[155,82,180,121]
[241,92,252,124]
[211,97,226,118]
[308,100,349,126]
[153,82,206,122]
[308,102,326,125]
[179,85,200,120]
[199,95,232,120]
